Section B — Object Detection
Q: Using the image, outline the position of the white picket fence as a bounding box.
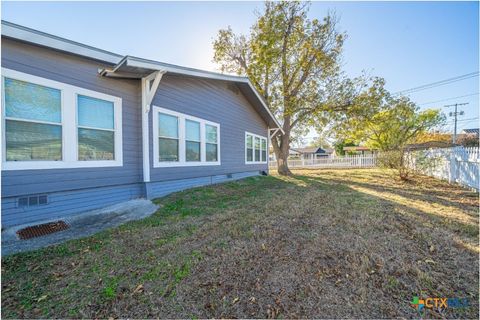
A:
[269,146,479,190]
[407,146,479,190]
[269,154,377,169]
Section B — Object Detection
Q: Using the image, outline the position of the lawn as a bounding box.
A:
[2,169,479,319]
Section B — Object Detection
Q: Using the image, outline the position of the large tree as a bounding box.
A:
[333,78,445,179]
[213,1,360,175]
[334,78,445,151]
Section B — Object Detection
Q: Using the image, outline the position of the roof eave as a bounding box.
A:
[101,57,284,132]
[2,20,123,64]
[2,20,284,132]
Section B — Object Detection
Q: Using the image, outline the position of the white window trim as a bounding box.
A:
[152,105,220,167]
[245,131,268,164]
[1,68,123,170]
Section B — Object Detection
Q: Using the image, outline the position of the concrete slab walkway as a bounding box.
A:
[2,199,158,256]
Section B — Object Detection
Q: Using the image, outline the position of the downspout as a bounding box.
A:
[141,71,166,185]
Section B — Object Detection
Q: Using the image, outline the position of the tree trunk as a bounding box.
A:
[275,147,291,175]
[272,126,292,176]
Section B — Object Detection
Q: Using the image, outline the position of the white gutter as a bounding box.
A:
[125,56,248,83]
[141,71,166,183]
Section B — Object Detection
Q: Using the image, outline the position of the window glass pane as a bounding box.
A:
[262,139,267,162]
[186,141,200,161]
[206,143,218,162]
[78,128,114,160]
[206,125,217,143]
[77,95,114,129]
[5,78,61,123]
[159,138,179,161]
[247,135,253,148]
[6,120,62,161]
[255,137,261,161]
[247,149,253,162]
[159,113,178,138]
[186,120,200,141]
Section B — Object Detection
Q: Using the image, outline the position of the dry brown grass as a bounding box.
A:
[2,169,479,319]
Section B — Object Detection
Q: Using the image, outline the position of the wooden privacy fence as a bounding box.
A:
[407,146,479,191]
[269,154,377,169]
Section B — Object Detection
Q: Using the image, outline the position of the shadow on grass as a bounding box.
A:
[286,172,479,246]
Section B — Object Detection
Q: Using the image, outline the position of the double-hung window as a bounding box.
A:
[246,134,253,162]
[185,120,201,162]
[4,78,62,162]
[261,138,267,162]
[245,132,267,164]
[77,95,115,161]
[205,124,218,162]
[158,113,179,162]
[2,68,122,170]
[153,106,220,167]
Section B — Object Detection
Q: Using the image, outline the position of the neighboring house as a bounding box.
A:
[1,21,283,227]
[291,147,334,160]
[461,128,479,137]
[269,147,302,161]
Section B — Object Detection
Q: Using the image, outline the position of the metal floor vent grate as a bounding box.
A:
[16,221,69,240]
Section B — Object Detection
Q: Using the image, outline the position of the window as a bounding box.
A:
[261,139,267,162]
[153,106,220,167]
[246,135,253,162]
[185,120,200,161]
[77,95,115,161]
[4,78,62,161]
[206,124,218,162]
[255,137,261,162]
[245,132,267,164]
[2,68,123,170]
[158,113,179,161]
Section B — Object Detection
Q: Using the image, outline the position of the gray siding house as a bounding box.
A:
[1,21,282,227]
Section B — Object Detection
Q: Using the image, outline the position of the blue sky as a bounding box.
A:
[2,1,479,138]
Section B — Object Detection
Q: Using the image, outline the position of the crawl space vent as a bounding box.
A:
[16,221,69,240]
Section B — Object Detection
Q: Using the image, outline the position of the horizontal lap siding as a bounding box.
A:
[1,39,143,198]
[149,75,269,182]
[146,171,260,199]
[1,39,271,226]
[1,183,143,227]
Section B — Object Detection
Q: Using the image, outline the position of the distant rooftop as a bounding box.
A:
[291,147,333,154]
[462,128,479,135]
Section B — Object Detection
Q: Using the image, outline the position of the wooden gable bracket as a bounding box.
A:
[269,128,281,138]
[143,70,166,113]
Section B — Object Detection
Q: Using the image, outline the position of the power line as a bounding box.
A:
[396,72,479,95]
[449,117,478,124]
[419,93,479,106]
[393,72,479,95]
[449,117,479,123]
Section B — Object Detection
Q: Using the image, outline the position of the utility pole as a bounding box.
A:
[444,102,468,144]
